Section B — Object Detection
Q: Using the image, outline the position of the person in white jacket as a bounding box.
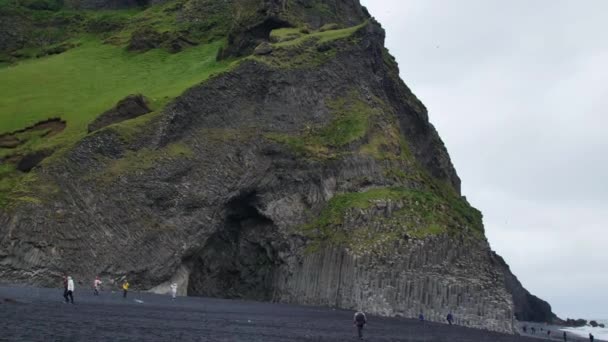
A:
[93,276,102,296]
[64,276,75,304]
[170,283,178,300]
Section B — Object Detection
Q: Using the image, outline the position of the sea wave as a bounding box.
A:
[560,320,608,340]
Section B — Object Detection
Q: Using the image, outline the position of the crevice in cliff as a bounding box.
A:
[187,192,280,301]
[218,17,292,59]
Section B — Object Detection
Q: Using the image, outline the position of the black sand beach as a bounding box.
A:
[0,285,573,342]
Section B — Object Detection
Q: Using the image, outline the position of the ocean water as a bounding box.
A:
[560,320,608,340]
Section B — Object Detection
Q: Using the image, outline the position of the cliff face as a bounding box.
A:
[491,252,557,323]
[0,0,554,333]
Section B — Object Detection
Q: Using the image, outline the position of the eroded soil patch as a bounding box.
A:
[0,118,66,149]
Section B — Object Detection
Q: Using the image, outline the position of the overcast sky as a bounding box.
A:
[360,0,608,319]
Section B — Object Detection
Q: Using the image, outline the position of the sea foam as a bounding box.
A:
[560,320,608,340]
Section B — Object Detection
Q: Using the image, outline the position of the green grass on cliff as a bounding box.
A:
[302,187,484,256]
[266,92,378,159]
[91,142,193,183]
[1,0,231,60]
[0,39,230,137]
[252,21,367,70]
[0,38,235,207]
[273,22,365,48]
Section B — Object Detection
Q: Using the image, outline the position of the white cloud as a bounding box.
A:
[361,0,608,319]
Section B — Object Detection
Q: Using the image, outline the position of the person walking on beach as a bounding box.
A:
[93,276,102,296]
[62,275,68,301]
[563,331,567,341]
[353,310,367,340]
[122,280,130,298]
[170,283,177,300]
[589,333,594,341]
[64,276,74,304]
[419,312,425,322]
[447,313,454,325]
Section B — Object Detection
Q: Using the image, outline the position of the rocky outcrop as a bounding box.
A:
[0,0,554,334]
[0,9,30,54]
[16,150,52,173]
[253,42,273,55]
[218,0,370,59]
[88,95,151,133]
[491,252,557,323]
[127,28,165,52]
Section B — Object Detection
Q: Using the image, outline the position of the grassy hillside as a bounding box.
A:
[0,0,238,207]
[0,38,232,145]
[0,0,376,208]
[0,38,234,205]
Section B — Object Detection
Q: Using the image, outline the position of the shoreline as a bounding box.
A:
[1,285,545,341]
[3,284,604,342]
[516,321,606,342]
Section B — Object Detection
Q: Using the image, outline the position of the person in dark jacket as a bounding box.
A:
[563,331,568,341]
[353,311,367,340]
[62,275,68,301]
[447,313,454,325]
[590,333,594,341]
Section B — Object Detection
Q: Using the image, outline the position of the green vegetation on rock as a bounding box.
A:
[0,164,18,207]
[250,22,366,69]
[273,21,366,48]
[269,27,303,43]
[0,164,59,208]
[0,0,243,208]
[95,142,194,183]
[1,0,232,59]
[267,91,378,159]
[302,186,483,256]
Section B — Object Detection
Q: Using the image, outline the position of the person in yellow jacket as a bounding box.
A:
[122,280,130,298]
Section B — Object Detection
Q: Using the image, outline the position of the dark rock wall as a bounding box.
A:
[491,252,557,323]
[0,9,31,53]
[0,1,554,333]
[0,21,513,332]
[282,242,514,332]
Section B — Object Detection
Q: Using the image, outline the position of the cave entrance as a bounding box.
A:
[187,192,280,301]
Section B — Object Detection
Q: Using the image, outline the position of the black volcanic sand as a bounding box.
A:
[0,285,560,342]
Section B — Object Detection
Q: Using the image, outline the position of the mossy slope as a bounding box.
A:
[0,0,241,207]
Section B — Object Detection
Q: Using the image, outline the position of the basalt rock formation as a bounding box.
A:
[88,95,152,133]
[0,0,556,333]
[491,252,557,323]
